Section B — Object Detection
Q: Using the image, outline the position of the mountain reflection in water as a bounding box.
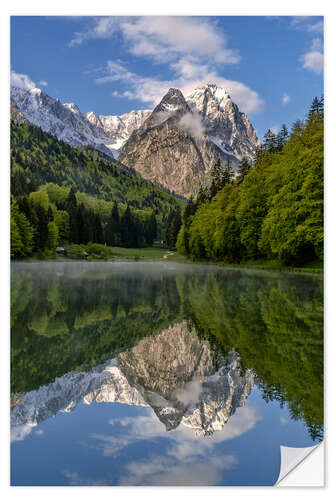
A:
[11,320,254,441]
[11,262,323,485]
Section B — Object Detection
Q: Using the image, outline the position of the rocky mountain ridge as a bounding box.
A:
[10,86,115,157]
[11,83,260,196]
[186,84,260,160]
[119,85,260,196]
[86,109,151,157]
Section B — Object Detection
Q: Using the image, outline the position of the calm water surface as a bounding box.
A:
[11,262,323,486]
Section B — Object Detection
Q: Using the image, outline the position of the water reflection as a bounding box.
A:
[11,320,254,441]
[11,262,323,485]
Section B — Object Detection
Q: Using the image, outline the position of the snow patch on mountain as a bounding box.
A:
[10,86,117,157]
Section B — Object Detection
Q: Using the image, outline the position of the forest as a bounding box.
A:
[177,97,324,266]
[10,120,184,258]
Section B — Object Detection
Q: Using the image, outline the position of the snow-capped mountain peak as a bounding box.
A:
[10,85,116,157]
[185,83,260,160]
[64,102,81,114]
[186,83,232,112]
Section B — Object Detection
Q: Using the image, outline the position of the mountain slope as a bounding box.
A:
[119,85,260,196]
[119,88,240,197]
[10,100,27,125]
[86,109,151,157]
[10,86,151,159]
[10,83,260,197]
[186,84,260,160]
[11,86,116,157]
[10,120,184,214]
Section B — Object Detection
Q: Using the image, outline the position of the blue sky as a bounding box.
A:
[10,16,323,140]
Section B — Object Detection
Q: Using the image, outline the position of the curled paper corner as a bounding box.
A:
[276,442,324,487]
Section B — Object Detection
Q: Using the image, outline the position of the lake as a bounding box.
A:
[10,261,323,486]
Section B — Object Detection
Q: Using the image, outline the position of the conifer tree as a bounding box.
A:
[276,124,289,151]
[308,96,321,117]
[66,187,77,212]
[165,209,182,249]
[238,157,251,182]
[105,201,121,246]
[93,213,104,244]
[196,184,210,206]
[34,205,49,250]
[121,206,134,248]
[263,129,277,151]
[209,159,233,198]
[145,212,158,245]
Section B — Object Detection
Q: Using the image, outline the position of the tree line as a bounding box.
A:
[177,97,324,266]
[11,186,163,258]
[10,118,186,258]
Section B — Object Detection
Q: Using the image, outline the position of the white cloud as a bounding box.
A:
[120,17,240,65]
[38,80,48,87]
[282,93,290,105]
[179,113,205,138]
[69,16,240,66]
[121,456,236,486]
[11,70,36,90]
[290,17,324,34]
[300,50,324,75]
[300,38,324,75]
[109,404,260,485]
[307,21,324,33]
[71,16,263,115]
[92,404,261,459]
[310,37,323,51]
[68,17,119,47]
[95,59,264,115]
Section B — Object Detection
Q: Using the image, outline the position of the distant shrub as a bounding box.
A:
[66,244,86,259]
[86,242,112,260]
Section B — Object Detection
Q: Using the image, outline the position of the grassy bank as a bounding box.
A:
[14,245,323,275]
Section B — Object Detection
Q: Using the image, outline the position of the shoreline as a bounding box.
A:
[11,255,323,276]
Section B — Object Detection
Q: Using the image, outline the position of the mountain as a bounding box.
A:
[186,84,260,160]
[11,84,260,197]
[10,120,184,216]
[10,86,151,159]
[119,85,260,196]
[117,321,254,434]
[11,321,254,441]
[11,86,116,157]
[86,109,151,158]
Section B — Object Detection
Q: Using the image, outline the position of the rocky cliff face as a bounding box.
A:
[119,88,240,197]
[186,84,260,160]
[10,100,27,125]
[119,85,259,197]
[85,109,151,158]
[11,321,254,440]
[10,84,260,196]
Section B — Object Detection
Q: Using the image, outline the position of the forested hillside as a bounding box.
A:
[10,121,184,258]
[177,97,324,266]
